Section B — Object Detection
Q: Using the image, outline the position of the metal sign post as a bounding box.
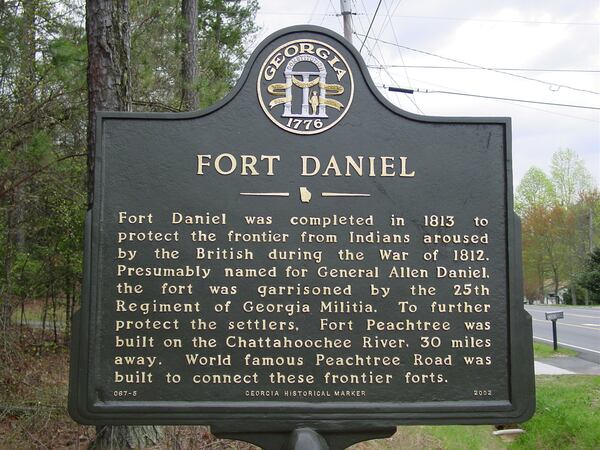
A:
[545,311,564,351]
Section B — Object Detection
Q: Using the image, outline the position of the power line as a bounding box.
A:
[351,0,366,35]
[356,33,600,95]
[357,0,385,67]
[354,0,420,116]
[368,64,600,74]
[354,0,415,110]
[353,1,396,105]
[374,81,600,124]
[319,1,331,26]
[377,0,423,113]
[306,0,320,24]
[403,76,600,123]
[387,14,600,26]
[359,0,383,52]
[365,43,423,113]
[327,0,343,29]
[385,85,600,110]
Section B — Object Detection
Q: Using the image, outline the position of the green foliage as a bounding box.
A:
[579,248,600,296]
[551,148,594,207]
[130,0,259,110]
[517,149,599,303]
[0,0,88,329]
[515,167,555,215]
[0,0,259,330]
[196,0,259,107]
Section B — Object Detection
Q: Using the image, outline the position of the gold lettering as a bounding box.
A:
[322,156,342,176]
[345,156,363,176]
[299,42,315,54]
[261,155,280,175]
[284,44,299,58]
[264,65,276,81]
[398,156,415,177]
[316,47,330,60]
[270,53,285,69]
[381,156,395,176]
[301,155,320,176]
[197,154,211,175]
[240,155,258,175]
[214,153,237,175]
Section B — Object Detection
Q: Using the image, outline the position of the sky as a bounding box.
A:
[245,0,600,187]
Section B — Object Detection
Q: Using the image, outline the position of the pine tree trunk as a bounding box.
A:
[86,1,161,447]
[181,0,199,110]
[90,425,162,449]
[86,0,131,206]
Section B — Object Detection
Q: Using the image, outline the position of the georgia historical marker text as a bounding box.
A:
[69,25,535,444]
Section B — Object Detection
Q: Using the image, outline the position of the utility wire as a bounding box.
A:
[392,77,600,123]
[357,33,600,95]
[365,42,423,113]
[386,14,600,26]
[359,0,384,52]
[374,84,599,123]
[385,85,600,110]
[306,0,320,23]
[378,0,423,113]
[368,64,600,73]
[354,0,422,112]
[327,0,343,28]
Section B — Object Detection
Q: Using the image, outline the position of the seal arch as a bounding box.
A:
[283,54,328,118]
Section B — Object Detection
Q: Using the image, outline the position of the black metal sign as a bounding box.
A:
[69,25,535,438]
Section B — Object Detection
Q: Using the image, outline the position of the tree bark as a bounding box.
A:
[90,425,162,450]
[86,1,160,447]
[181,0,199,110]
[86,0,132,207]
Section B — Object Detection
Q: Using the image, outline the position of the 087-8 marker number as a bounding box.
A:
[286,118,323,130]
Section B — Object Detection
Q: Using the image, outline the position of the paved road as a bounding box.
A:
[525,305,600,364]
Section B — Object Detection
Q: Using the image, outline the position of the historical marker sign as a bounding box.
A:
[69,26,535,432]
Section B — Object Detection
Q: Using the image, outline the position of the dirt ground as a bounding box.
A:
[0,326,259,449]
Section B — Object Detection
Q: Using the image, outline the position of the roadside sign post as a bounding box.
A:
[545,311,564,351]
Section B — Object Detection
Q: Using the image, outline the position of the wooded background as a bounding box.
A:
[0,0,598,348]
[0,0,259,340]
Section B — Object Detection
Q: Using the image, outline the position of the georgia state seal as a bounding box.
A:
[257,39,354,135]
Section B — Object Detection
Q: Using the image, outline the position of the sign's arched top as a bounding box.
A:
[257,38,354,135]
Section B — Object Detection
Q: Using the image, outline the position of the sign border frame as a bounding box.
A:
[69,24,535,426]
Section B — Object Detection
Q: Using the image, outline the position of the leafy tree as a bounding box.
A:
[517,149,599,304]
[579,248,600,297]
[129,0,258,111]
[521,205,552,301]
[550,148,594,207]
[515,167,555,215]
[0,0,88,329]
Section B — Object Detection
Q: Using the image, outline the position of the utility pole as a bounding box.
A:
[340,0,352,43]
[590,208,594,252]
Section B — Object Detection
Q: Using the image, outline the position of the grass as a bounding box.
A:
[351,425,510,450]
[533,341,578,359]
[515,376,600,449]
[352,377,600,450]
[10,299,66,328]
